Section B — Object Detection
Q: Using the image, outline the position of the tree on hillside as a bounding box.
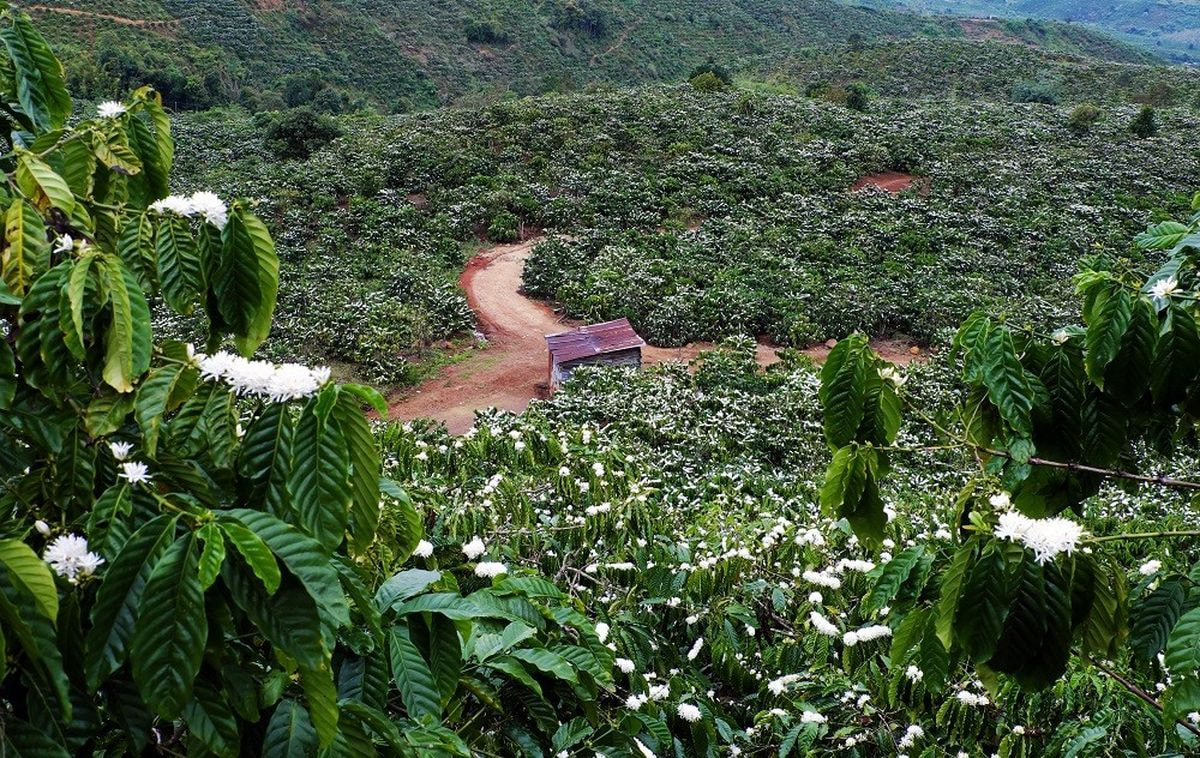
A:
[1068,103,1101,134]
[1131,104,1158,138]
[263,106,344,159]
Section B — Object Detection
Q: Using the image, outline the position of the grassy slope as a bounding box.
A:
[20,0,1155,110]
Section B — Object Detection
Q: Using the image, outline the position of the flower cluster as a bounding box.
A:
[149,191,230,229]
[43,535,104,583]
[994,512,1085,564]
[197,351,330,403]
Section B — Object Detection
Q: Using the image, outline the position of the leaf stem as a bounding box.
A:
[1084,530,1200,544]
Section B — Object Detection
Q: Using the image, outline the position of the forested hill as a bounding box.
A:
[24,0,1154,112]
[854,0,1200,62]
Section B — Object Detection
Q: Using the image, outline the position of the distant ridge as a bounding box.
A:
[18,0,1157,112]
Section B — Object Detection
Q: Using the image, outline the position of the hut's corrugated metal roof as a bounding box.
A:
[546,318,645,364]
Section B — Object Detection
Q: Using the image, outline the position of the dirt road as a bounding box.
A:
[387,238,919,433]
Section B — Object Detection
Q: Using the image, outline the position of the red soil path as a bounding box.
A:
[26,5,175,29]
[851,171,921,194]
[387,239,922,434]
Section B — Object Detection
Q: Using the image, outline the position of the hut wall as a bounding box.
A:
[552,347,642,387]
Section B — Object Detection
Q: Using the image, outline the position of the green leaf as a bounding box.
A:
[84,514,177,689]
[981,326,1036,435]
[427,613,463,707]
[1164,607,1200,678]
[196,523,226,591]
[155,216,200,313]
[218,521,280,594]
[3,198,49,295]
[299,662,339,749]
[1164,677,1200,725]
[818,334,869,449]
[237,401,293,519]
[222,509,350,630]
[1130,579,1187,661]
[864,547,925,615]
[16,150,74,214]
[390,624,441,719]
[389,485,423,563]
[1135,220,1192,250]
[375,569,441,611]
[130,531,207,719]
[509,648,580,685]
[262,699,318,758]
[182,682,240,758]
[215,206,279,356]
[1103,296,1156,407]
[0,538,57,622]
[0,560,69,716]
[0,11,71,131]
[1082,559,1127,658]
[136,363,198,455]
[221,556,325,670]
[1150,305,1200,408]
[100,258,152,393]
[288,387,351,551]
[956,543,1009,663]
[332,390,380,556]
[393,592,483,621]
[1084,285,1132,388]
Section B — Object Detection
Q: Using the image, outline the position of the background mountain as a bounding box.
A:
[851,0,1200,62]
[22,0,1156,112]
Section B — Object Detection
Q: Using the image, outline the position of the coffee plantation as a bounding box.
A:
[2,4,1200,758]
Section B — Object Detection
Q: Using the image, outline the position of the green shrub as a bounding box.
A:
[1012,79,1060,104]
[1068,102,1101,134]
[845,81,871,111]
[689,70,728,92]
[264,106,344,159]
[1131,104,1158,137]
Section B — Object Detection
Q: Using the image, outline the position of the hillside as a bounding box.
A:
[779,39,1200,105]
[854,0,1200,61]
[22,0,1155,111]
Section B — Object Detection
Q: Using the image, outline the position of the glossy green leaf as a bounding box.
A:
[390,624,441,720]
[130,531,207,718]
[84,515,177,689]
[262,699,318,758]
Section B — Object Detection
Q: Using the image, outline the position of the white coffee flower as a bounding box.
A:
[96,101,127,119]
[413,540,434,558]
[119,461,152,485]
[188,191,228,230]
[615,657,635,674]
[676,703,702,723]
[1149,277,1179,300]
[474,561,507,578]
[43,534,104,583]
[462,536,486,559]
[995,512,1085,564]
[595,621,610,643]
[1138,559,1162,576]
[800,710,827,724]
[109,441,134,461]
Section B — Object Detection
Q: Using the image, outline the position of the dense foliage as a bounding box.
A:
[164,87,1200,381]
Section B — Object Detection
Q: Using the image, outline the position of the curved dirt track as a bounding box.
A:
[387,239,920,434]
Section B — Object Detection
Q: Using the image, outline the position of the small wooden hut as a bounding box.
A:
[546,318,645,390]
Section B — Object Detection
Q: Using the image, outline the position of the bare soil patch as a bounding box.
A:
[850,171,925,194]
